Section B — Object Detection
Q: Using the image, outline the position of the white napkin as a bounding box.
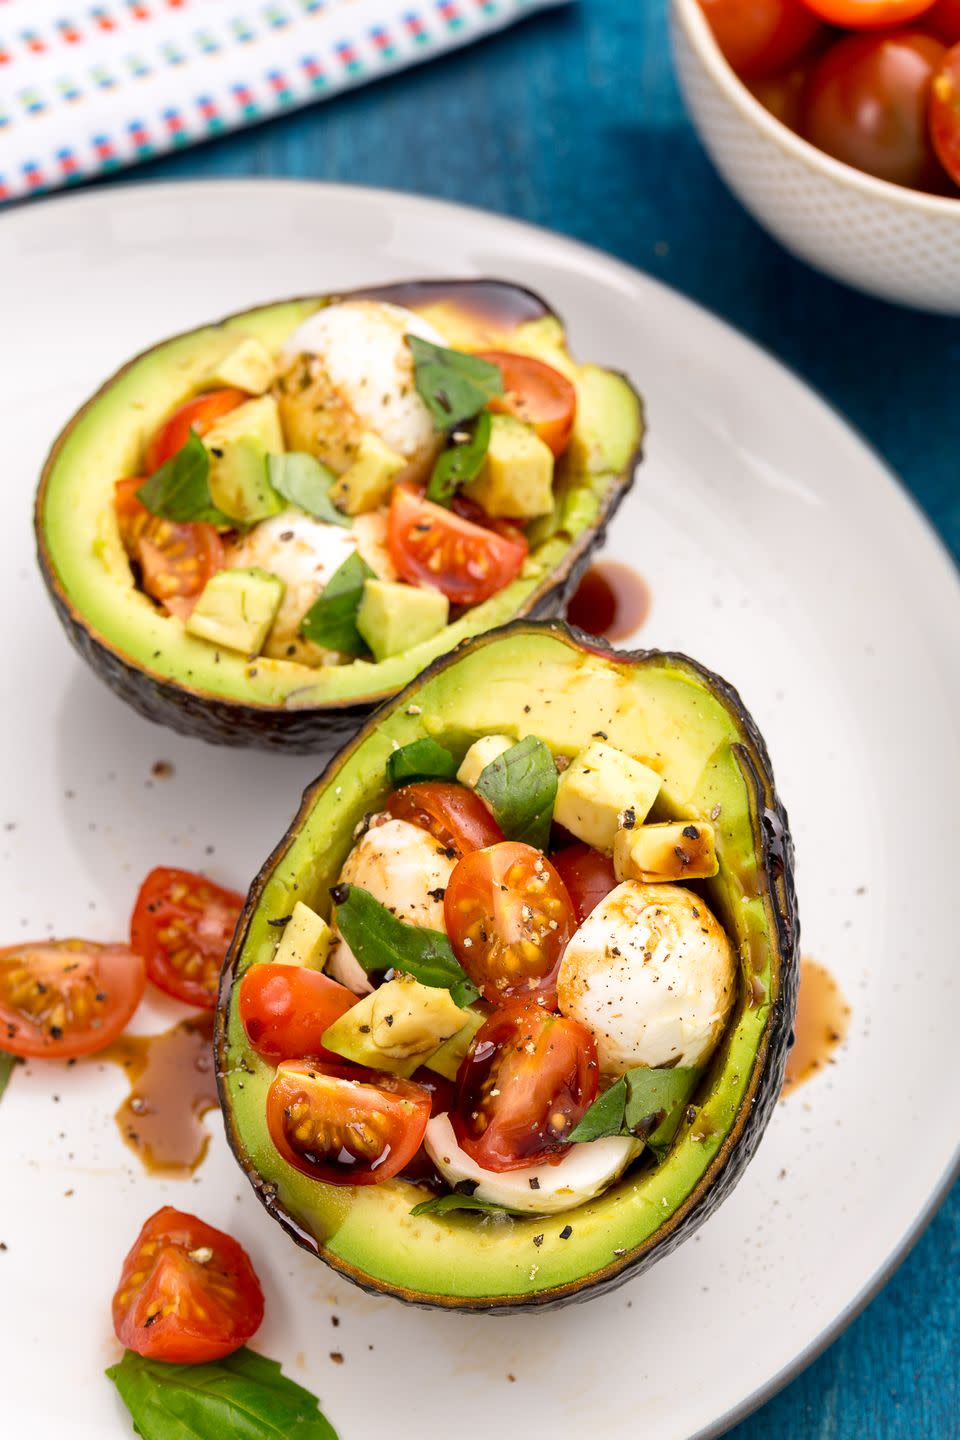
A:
[0,0,564,203]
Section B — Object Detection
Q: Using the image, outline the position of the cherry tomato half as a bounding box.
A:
[238,963,356,1064]
[131,867,244,1010]
[0,939,145,1060]
[802,0,938,25]
[475,351,577,457]
[387,483,528,606]
[550,843,617,924]
[444,841,576,1005]
[266,1061,432,1185]
[145,388,249,473]
[114,478,225,618]
[925,0,960,42]
[112,1207,264,1363]
[930,42,960,183]
[386,781,505,856]
[699,0,823,79]
[801,30,947,189]
[453,1001,598,1172]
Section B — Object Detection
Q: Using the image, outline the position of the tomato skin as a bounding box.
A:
[550,843,617,924]
[0,940,145,1060]
[112,1207,264,1363]
[474,351,577,457]
[801,30,948,189]
[924,0,960,42]
[114,478,224,617]
[387,484,528,606]
[930,42,960,183]
[238,963,356,1064]
[386,781,505,855]
[131,868,244,1010]
[145,388,249,473]
[453,1002,599,1172]
[803,0,937,25]
[444,841,577,1005]
[699,0,824,79]
[266,1061,432,1185]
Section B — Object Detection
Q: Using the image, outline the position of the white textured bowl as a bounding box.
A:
[671,0,960,313]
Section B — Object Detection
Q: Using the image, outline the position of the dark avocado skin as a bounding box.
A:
[35,280,644,754]
[215,620,800,1309]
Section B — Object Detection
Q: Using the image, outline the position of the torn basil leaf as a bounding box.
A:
[426,410,492,507]
[299,551,374,655]
[406,336,503,432]
[268,453,351,527]
[136,432,234,526]
[410,1192,524,1219]
[0,1052,18,1105]
[387,738,458,786]
[566,1075,628,1142]
[331,883,479,1007]
[566,1066,700,1156]
[475,736,558,852]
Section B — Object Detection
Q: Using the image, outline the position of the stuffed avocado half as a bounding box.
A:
[36,281,643,751]
[216,622,798,1311]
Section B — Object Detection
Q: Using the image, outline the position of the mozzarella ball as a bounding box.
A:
[277,301,443,474]
[557,881,735,1073]
[327,817,456,996]
[227,511,356,663]
[424,1114,641,1216]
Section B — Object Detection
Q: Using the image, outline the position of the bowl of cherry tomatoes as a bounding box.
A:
[671,0,960,311]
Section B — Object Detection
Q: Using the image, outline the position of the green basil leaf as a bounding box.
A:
[331,883,479,1007]
[105,1346,338,1440]
[0,1052,18,1104]
[299,551,374,655]
[625,1067,700,1156]
[268,453,351,527]
[410,1192,524,1219]
[426,410,492,506]
[566,1076,628,1142]
[475,736,558,851]
[136,432,234,526]
[387,738,458,786]
[406,336,503,431]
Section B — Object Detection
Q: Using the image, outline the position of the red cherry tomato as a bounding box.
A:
[924,0,960,42]
[114,478,225,618]
[698,0,823,79]
[266,1061,432,1185]
[444,841,576,1005]
[145,388,249,473]
[930,42,960,183]
[747,55,818,129]
[802,0,937,23]
[801,30,948,189]
[387,483,528,606]
[0,940,145,1060]
[386,781,505,855]
[238,963,356,1064]
[550,843,617,923]
[474,351,577,457]
[131,867,244,1009]
[399,1067,457,1183]
[112,1207,264,1363]
[452,1001,598,1172]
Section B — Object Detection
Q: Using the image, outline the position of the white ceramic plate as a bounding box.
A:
[1,181,957,1440]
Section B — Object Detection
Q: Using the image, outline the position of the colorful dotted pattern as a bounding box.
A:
[0,0,557,199]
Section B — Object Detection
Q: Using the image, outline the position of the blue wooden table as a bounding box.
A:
[56,1,959,1434]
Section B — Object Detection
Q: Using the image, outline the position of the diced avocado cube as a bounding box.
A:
[508,317,578,380]
[566,365,643,476]
[425,1008,486,1082]
[456,734,514,790]
[330,433,406,516]
[274,901,334,969]
[356,580,449,662]
[614,820,718,884]
[203,395,285,523]
[554,740,662,853]
[321,975,471,1078]
[462,413,554,519]
[185,567,284,656]
[205,335,275,395]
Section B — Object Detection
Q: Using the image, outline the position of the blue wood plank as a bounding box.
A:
[53,1,960,1434]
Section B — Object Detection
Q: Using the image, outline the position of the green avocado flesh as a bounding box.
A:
[39,293,643,712]
[219,624,792,1307]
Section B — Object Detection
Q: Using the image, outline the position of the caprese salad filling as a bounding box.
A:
[239,727,737,1218]
[113,300,578,667]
